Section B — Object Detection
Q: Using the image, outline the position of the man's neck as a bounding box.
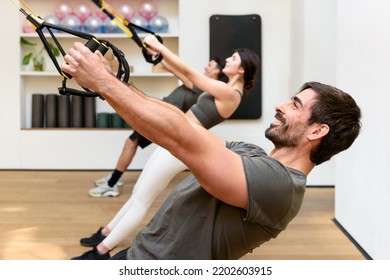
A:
[268,147,315,176]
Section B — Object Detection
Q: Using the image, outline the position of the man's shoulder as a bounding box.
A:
[226,141,267,157]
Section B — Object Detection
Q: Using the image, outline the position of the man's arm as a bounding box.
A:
[61,42,249,209]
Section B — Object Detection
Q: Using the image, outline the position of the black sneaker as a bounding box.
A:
[71,247,110,260]
[80,227,106,247]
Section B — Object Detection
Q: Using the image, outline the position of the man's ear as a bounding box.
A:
[307,124,329,140]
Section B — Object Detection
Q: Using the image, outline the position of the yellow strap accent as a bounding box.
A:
[61,71,72,79]
[98,1,133,37]
[112,18,134,38]
[18,0,35,15]
[101,1,126,22]
[91,37,101,45]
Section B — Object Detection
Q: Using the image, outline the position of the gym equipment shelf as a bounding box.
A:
[19,0,179,130]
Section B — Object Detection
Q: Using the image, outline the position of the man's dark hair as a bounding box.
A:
[302,81,362,165]
[211,56,225,80]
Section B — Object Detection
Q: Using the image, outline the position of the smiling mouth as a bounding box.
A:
[271,113,286,127]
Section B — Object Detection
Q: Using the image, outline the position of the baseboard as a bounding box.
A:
[306,185,334,188]
[333,218,372,260]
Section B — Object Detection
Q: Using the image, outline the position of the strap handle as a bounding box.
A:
[91,0,164,64]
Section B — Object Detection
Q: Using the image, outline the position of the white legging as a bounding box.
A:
[103,145,187,250]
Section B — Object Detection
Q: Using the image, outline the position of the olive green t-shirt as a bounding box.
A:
[127,141,307,259]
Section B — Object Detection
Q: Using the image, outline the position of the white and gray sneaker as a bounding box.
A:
[94,173,124,187]
[88,183,120,197]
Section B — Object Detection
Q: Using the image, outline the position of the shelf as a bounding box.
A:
[20,71,174,77]
[20,32,179,39]
[21,128,132,131]
[21,71,59,76]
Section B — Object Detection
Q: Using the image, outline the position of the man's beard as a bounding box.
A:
[265,122,307,148]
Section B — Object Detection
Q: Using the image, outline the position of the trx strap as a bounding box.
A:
[12,0,130,99]
[90,0,164,65]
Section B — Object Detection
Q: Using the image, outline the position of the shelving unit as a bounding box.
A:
[19,0,179,130]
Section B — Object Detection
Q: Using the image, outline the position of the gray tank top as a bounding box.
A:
[190,90,242,129]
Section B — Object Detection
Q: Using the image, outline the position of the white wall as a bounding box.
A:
[292,0,390,259]
[336,0,390,260]
[0,3,21,168]
[290,0,338,185]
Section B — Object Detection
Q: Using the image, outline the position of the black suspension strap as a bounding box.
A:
[90,0,164,65]
[59,39,130,99]
[12,0,130,99]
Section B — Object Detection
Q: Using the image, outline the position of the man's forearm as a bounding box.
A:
[98,75,190,154]
[62,42,193,160]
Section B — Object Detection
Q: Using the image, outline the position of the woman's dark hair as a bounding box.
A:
[302,81,362,165]
[211,56,225,80]
[235,48,260,90]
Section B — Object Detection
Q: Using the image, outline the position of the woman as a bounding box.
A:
[72,34,259,260]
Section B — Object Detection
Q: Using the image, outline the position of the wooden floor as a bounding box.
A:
[0,170,366,260]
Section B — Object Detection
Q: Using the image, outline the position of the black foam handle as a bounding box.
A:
[85,37,101,52]
[97,42,109,55]
[62,38,102,79]
[143,35,164,65]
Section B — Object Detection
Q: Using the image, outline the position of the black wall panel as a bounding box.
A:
[210,14,262,119]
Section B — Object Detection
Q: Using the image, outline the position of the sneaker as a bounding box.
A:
[80,227,106,247]
[88,183,120,197]
[95,173,124,187]
[71,247,110,260]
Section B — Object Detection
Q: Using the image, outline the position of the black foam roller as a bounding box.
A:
[71,95,83,128]
[58,95,71,128]
[83,97,96,128]
[45,94,58,128]
[123,119,131,129]
[97,113,111,128]
[31,94,45,128]
[122,113,131,128]
[111,113,124,128]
